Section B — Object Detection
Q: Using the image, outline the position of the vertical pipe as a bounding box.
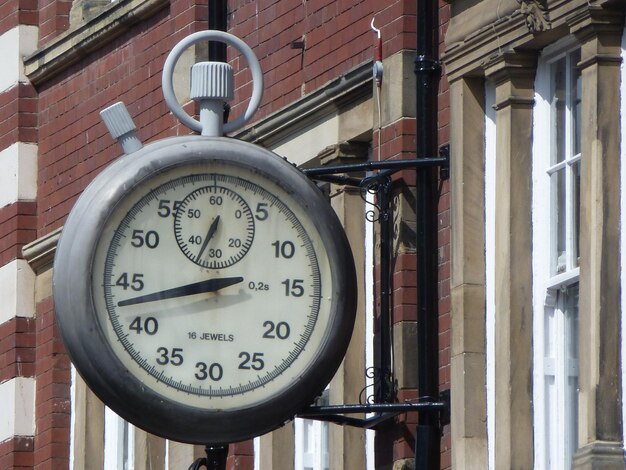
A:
[208,1,229,122]
[205,445,228,470]
[377,177,393,403]
[414,0,441,468]
[209,1,227,61]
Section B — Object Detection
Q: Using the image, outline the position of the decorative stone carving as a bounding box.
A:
[517,0,551,32]
[69,0,110,26]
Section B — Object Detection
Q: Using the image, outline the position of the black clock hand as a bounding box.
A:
[197,215,220,260]
[117,276,243,307]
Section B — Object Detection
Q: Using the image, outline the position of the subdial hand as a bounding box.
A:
[197,215,220,260]
[117,276,243,307]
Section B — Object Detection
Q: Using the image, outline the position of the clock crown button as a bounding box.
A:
[190,62,234,102]
[99,102,143,154]
[100,102,137,138]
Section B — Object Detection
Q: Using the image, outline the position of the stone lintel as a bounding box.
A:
[443,1,606,84]
[70,0,110,26]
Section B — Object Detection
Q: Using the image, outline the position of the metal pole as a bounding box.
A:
[414,0,441,468]
[208,0,230,122]
[208,1,227,61]
[377,176,394,403]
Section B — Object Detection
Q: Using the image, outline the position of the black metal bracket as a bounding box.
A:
[439,389,451,428]
[438,144,450,180]
[298,399,448,430]
[296,153,450,428]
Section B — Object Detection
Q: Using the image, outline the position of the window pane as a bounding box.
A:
[573,160,580,268]
[572,50,581,156]
[552,58,566,165]
[551,169,566,274]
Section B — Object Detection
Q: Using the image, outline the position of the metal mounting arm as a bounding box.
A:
[298,149,450,430]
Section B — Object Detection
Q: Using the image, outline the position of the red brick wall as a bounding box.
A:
[0,437,34,469]
[0,317,36,383]
[0,201,37,267]
[228,0,375,121]
[33,297,71,469]
[37,0,71,45]
[0,83,38,153]
[0,0,38,32]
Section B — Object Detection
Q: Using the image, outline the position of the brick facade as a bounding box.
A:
[0,0,40,462]
[0,0,452,468]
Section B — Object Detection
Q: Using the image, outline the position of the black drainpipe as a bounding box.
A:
[414,0,441,468]
[208,1,227,61]
[208,0,229,121]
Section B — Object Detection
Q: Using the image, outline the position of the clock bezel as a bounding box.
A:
[53,136,357,444]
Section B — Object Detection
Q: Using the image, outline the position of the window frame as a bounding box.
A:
[532,38,581,470]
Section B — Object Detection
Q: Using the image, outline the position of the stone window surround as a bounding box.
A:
[446,1,626,469]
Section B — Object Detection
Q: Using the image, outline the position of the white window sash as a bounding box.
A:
[533,39,581,470]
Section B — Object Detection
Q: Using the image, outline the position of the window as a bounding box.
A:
[532,43,581,470]
[548,52,581,276]
[104,407,134,470]
[69,367,135,470]
[294,389,330,470]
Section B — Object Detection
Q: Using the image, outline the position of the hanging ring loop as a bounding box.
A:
[162,30,264,134]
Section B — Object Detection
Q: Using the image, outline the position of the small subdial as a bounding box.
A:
[174,185,254,268]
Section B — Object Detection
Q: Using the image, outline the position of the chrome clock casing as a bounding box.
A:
[53,136,357,444]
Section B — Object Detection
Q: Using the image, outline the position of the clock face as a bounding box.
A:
[53,137,356,443]
[92,166,331,410]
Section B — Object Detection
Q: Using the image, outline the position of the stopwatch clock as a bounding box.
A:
[53,136,357,443]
